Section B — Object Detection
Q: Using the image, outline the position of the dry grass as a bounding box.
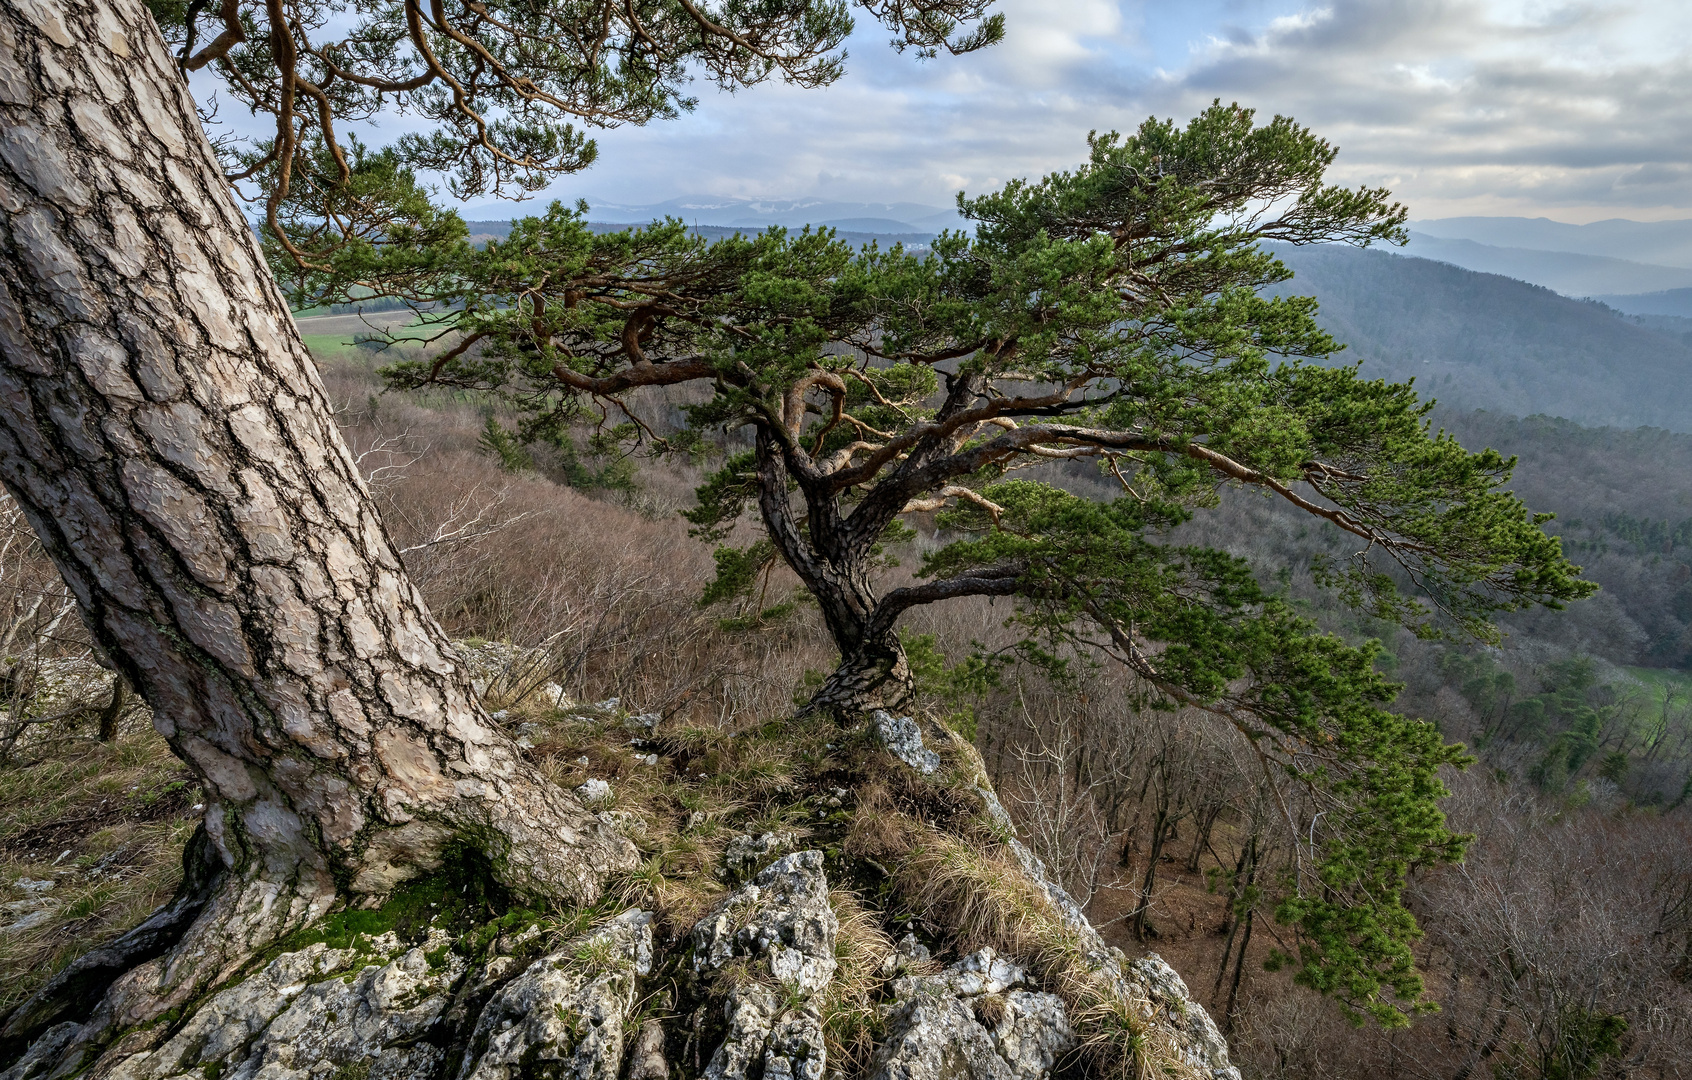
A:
[0,728,197,1016]
[837,739,1206,1080]
[819,888,895,1072]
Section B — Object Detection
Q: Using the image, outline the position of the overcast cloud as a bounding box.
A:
[487,0,1692,223]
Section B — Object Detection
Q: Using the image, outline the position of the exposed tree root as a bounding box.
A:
[0,826,336,1077]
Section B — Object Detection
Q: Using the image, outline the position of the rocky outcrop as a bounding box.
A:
[720,831,798,882]
[870,711,940,775]
[874,712,1242,1080]
[2,710,1241,1080]
[93,932,466,1080]
[872,948,1071,1080]
[16,911,656,1080]
[690,851,838,1080]
[692,850,838,996]
[458,909,653,1080]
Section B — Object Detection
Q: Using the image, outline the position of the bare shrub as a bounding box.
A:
[1001,703,1118,905]
[326,365,840,727]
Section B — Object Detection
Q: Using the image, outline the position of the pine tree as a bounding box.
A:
[351,104,1595,1021]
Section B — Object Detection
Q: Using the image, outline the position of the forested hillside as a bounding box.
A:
[1268,245,1692,431]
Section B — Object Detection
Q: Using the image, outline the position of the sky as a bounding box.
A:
[189,1,1692,224]
[466,0,1692,224]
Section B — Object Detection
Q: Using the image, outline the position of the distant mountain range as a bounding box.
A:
[1591,288,1692,318]
[460,220,936,252]
[1268,245,1692,432]
[1401,233,1692,298]
[1411,216,1692,268]
[565,195,965,234]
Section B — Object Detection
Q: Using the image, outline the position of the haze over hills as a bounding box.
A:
[1412,216,1692,268]
[1401,233,1692,297]
[1593,288,1692,318]
[459,219,937,252]
[1267,245,1692,433]
[570,195,965,234]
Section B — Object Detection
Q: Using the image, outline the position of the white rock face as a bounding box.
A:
[574,778,612,805]
[703,985,780,1080]
[870,711,941,774]
[102,932,464,1080]
[720,831,797,881]
[872,948,1071,1080]
[691,850,838,996]
[73,910,656,1080]
[1129,955,1239,1079]
[762,1007,826,1080]
[458,909,654,1080]
[691,851,839,1080]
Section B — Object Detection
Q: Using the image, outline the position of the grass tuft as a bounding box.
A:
[0,729,196,1017]
[818,888,894,1072]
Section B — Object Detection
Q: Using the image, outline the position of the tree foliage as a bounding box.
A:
[304,102,1599,1023]
[150,0,1001,270]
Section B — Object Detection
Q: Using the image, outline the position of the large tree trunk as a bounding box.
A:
[0,0,635,1066]
[808,635,913,715]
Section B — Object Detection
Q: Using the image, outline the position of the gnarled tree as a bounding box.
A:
[351,105,1595,1019]
[0,0,1001,1070]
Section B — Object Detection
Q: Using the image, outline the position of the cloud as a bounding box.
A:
[232,0,1685,222]
[1128,0,1692,216]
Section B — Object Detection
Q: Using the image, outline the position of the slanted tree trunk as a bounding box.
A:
[753,429,914,715]
[0,0,635,1066]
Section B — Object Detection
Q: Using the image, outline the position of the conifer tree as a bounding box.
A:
[345,104,1596,1021]
[0,0,1000,1066]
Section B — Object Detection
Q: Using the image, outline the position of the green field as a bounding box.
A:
[295,312,427,361]
[1624,665,1692,707]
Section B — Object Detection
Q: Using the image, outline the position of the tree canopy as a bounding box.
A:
[145,0,1001,266]
[288,101,1599,1023]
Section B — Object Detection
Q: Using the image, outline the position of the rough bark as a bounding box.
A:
[808,636,913,715]
[0,0,635,1063]
[753,428,913,714]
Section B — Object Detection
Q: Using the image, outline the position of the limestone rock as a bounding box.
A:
[575,778,612,805]
[458,909,654,1080]
[909,738,1242,1080]
[692,852,838,1080]
[0,899,59,934]
[873,949,1070,1080]
[721,831,797,882]
[1130,955,1238,1080]
[691,850,837,996]
[872,992,1007,1080]
[870,711,941,775]
[879,932,931,976]
[703,985,777,1080]
[102,932,463,1080]
[762,1007,826,1080]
